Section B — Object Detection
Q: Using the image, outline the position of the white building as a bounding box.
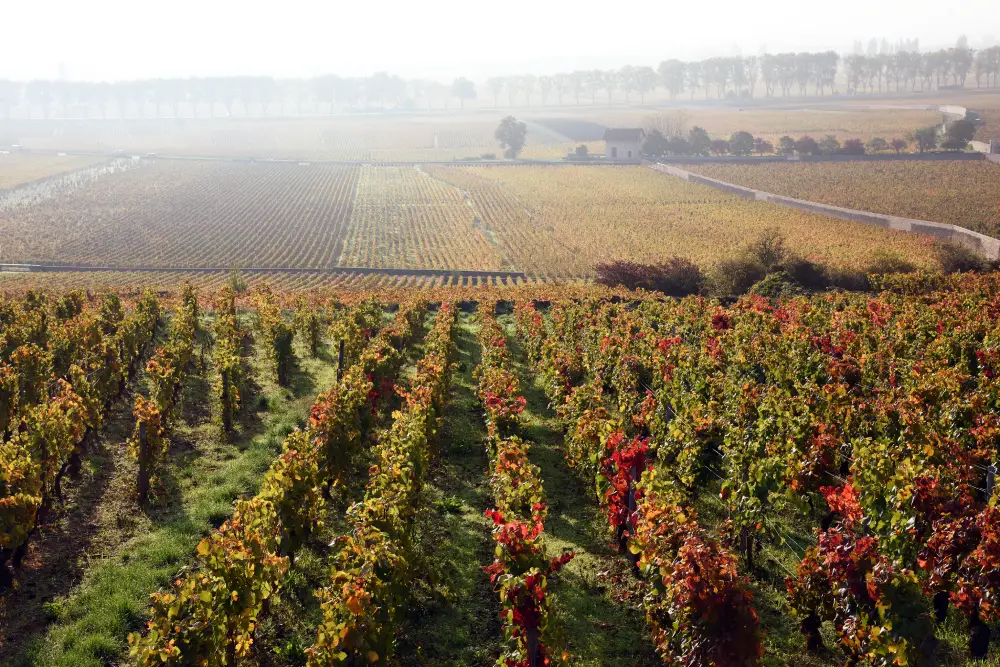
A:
[603,128,645,162]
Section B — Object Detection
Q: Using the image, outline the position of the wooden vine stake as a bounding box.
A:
[136,422,150,506]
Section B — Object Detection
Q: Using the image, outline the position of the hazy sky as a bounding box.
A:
[3,0,997,82]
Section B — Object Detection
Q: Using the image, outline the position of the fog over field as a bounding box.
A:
[2,0,998,81]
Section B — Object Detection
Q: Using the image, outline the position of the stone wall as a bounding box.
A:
[661,152,986,165]
[650,162,1000,261]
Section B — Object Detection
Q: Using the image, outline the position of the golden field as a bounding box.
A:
[0,153,109,190]
[424,165,938,277]
[685,160,1000,236]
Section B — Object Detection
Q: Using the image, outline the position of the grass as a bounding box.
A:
[4,322,337,667]
[247,309,432,667]
[394,314,502,666]
[503,316,658,666]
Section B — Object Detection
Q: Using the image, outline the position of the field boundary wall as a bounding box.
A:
[650,162,1000,261]
[0,263,528,281]
[656,152,986,165]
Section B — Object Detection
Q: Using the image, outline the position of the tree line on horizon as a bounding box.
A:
[638,115,980,157]
[0,38,998,120]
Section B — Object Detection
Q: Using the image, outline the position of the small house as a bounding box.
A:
[603,128,645,162]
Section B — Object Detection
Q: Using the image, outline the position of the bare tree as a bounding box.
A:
[487,77,505,108]
[658,59,686,100]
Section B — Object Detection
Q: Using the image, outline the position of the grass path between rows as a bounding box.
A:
[7,332,337,667]
[503,317,658,666]
[249,310,434,665]
[394,314,502,665]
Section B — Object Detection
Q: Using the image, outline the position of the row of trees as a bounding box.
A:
[641,119,977,158]
[843,45,1000,93]
[1,39,999,120]
[0,74,481,120]
[484,40,1000,106]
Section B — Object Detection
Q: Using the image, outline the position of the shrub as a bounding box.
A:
[748,271,803,299]
[841,138,866,155]
[818,135,841,155]
[688,127,711,155]
[666,135,692,155]
[710,139,731,155]
[827,266,871,292]
[935,241,988,274]
[868,138,888,153]
[794,136,820,155]
[753,138,774,155]
[780,256,830,291]
[743,229,787,271]
[909,126,939,153]
[595,258,706,297]
[729,131,754,156]
[642,131,668,158]
[865,250,917,275]
[710,257,766,296]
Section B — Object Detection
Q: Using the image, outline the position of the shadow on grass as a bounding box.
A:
[4,328,340,667]
[0,318,180,663]
[0,387,140,663]
[394,314,503,666]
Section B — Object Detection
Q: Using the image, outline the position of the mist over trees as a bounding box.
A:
[0,38,997,119]
[0,74,480,119]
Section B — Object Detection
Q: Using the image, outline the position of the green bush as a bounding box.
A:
[748,271,804,299]
[780,256,830,291]
[710,257,766,296]
[594,257,706,297]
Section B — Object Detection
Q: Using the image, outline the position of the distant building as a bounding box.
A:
[603,128,645,162]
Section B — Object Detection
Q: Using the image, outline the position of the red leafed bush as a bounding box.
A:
[953,506,1000,624]
[634,481,763,667]
[598,430,650,536]
[820,482,863,527]
[786,526,934,664]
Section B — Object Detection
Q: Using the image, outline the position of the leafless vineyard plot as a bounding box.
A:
[0,161,358,268]
[338,165,505,270]
[422,164,580,279]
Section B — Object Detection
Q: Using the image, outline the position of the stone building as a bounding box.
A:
[603,128,645,162]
